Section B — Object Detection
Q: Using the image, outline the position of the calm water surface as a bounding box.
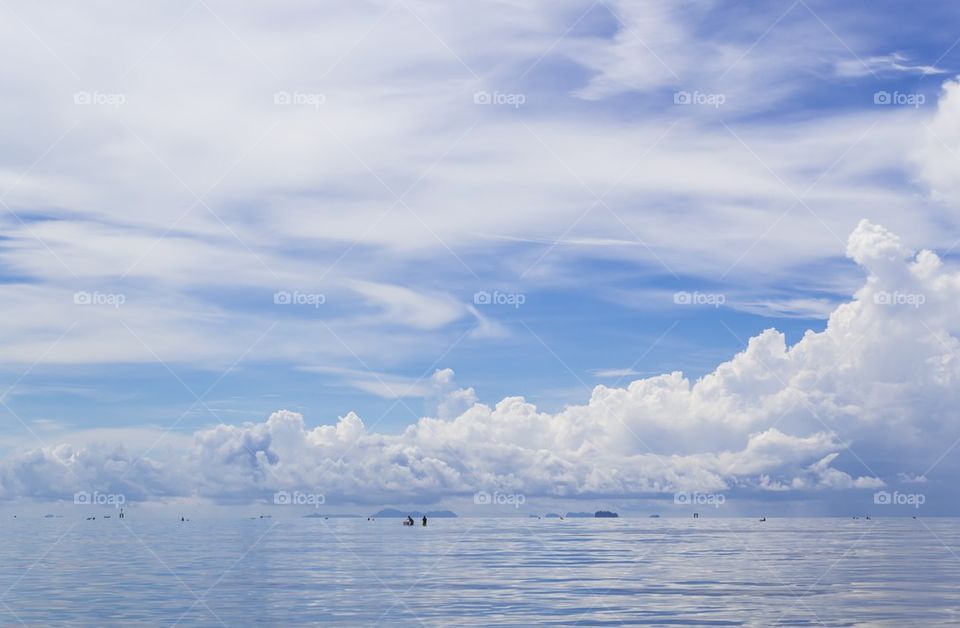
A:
[1,517,958,626]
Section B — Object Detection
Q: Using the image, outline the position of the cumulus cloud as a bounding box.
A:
[4,221,959,506]
[917,77,960,204]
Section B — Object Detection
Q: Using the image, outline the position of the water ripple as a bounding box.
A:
[1,517,958,625]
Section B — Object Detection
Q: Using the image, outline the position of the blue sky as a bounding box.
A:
[2,0,960,515]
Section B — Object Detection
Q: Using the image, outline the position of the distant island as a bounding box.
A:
[544,513,562,518]
[371,508,458,518]
[594,510,619,518]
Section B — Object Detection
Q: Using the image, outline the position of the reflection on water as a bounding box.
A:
[1,517,958,625]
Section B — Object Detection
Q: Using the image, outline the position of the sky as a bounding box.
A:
[2,0,960,516]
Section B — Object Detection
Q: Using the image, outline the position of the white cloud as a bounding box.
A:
[916,77,960,204]
[297,366,435,400]
[6,221,960,505]
[0,1,953,379]
[835,53,948,78]
[591,368,647,378]
[348,281,470,330]
[734,297,838,320]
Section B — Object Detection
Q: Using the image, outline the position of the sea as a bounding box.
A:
[1,516,958,626]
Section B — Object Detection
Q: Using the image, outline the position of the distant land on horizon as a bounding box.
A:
[528,511,621,518]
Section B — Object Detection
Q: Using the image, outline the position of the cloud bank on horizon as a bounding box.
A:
[4,220,959,508]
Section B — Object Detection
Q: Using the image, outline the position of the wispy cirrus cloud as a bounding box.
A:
[835,52,949,78]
